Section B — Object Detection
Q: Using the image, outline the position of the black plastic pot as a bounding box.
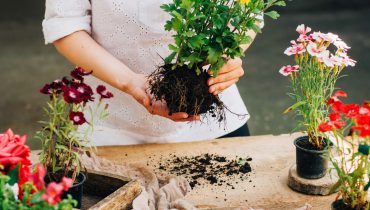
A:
[61,172,86,209]
[331,199,365,210]
[294,136,329,179]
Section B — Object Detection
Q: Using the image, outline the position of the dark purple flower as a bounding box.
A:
[61,86,83,104]
[71,82,94,103]
[69,111,86,125]
[96,85,113,99]
[70,67,92,82]
[40,84,52,95]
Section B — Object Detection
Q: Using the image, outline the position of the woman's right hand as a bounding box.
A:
[126,73,200,122]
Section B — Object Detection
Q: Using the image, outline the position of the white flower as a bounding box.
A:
[5,184,19,200]
[334,40,351,50]
[330,55,344,66]
[306,41,326,57]
[322,32,339,43]
[342,55,356,67]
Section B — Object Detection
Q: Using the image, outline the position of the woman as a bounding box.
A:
[42,0,260,145]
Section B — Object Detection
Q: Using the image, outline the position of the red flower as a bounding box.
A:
[69,111,87,125]
[332,101,344,113]
[352,125,370,138]
[97,85,113,99]
[329,112,341,122]
[333,121,346,129]
[333,90,348,98]
[41,182,64,205]
[70,67,92,82]
[0,129,30,170]
[61,177,73,191]
[341,104,360,118]
[62,86,83,104]
[319,122,334,132]
[27,164,46,191]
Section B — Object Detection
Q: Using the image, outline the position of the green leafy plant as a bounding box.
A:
[280,25,356,149]
[162,0,285,76]
[149,0,285,121]
[36,68,113,182]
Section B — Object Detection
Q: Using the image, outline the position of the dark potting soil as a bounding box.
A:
[332,200,368,210]
[152,153,253,189]
[148,64,243,123]
[296,137,329,151]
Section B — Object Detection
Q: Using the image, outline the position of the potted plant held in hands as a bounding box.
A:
[149,0,285,123]
[318,91,370,210]
[280,25,356,179]
[37,67,113,208]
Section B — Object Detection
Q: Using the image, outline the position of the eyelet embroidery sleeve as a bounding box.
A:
[42,0,92,44]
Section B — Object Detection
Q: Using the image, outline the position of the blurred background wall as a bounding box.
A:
[0,0,369,149]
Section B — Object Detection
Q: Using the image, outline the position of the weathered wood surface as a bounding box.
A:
[92,133,335,210]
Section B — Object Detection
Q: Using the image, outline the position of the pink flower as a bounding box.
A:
[27,164,46,191]
[96,85,114,99]
[311,32,325,42]
[279,65,299,76]
[42,182,64,205]
[284,41,306,56]
[296,24,311,35]
[69,111,87,125]
[61,177,73,191]
[306,42,326,57]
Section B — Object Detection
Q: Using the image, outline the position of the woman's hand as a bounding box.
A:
[126,74,200,122]
[207,57,245,95]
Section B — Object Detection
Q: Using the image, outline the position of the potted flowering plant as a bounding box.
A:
[0,129,76,209]
[37,67,113,208]
[149,0,285,122]
[280,24,356,179]
[318,91,370,210]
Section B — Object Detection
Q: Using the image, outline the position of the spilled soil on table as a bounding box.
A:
[149,153,253,189]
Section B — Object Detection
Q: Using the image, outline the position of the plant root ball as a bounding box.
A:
[148,64,226,122]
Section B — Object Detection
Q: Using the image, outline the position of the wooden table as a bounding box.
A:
[91,133,335,210]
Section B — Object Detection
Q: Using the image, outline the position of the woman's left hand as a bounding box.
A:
[207,57,245,95]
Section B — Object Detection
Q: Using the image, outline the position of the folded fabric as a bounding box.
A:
[81,152,197,210]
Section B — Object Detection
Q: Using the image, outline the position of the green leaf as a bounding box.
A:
[7,164,20,185]
[265,11,280,19]
[180,0,193,11]
[165,52,177,64]
[275,1,286,6]
[188,36,205,48]
[283,101,306,114]
[168,44,179,52]
[30,191,44,204]
[207,47,222,64]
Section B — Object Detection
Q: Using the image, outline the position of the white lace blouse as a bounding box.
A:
[42,0,253,146]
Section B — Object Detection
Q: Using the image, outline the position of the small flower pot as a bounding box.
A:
[61,172,86,209]
[294,136,330,179]
[331,199,367,210]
